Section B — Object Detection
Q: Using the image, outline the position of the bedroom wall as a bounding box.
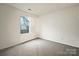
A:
[0,4,38,49]
[38,5,79,48]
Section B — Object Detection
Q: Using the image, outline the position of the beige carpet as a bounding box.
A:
[0,39,79,56]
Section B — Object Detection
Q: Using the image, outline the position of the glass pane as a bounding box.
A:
[20,16,29,34]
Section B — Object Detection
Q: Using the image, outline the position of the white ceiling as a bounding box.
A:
[7,3,78,16]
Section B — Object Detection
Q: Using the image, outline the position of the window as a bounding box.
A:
[20,16,29,34]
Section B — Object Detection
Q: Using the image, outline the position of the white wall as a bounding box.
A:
[0,4,38,49]
[38,6,79,48]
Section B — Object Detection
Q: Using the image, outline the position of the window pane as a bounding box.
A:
[20,16,29,34]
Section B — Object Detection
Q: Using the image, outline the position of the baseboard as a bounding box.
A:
[0,37,38,51]
[40,37,79,49]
